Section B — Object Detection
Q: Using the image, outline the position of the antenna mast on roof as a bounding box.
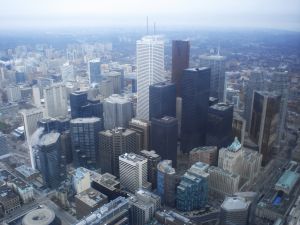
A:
[146,16,149,35]
[154,22,156,35]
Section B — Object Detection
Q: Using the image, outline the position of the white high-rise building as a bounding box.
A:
[61,61,75,82]
[43,83,68,118]
[20,108,44,168]
[136,36,165,120]
[6,85,21,102]
[119,153,149,193]
[73,167,91,194]
[103,94,133,130]
[32,86,41,107]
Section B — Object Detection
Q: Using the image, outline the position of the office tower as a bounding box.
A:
[6,85,21,102]
[70,117,102,169]
[181,68,210,153]
[268,69,289,143]
[208,166,240,197]
[157,160,177,207]
[136,36,165,120]
[32,86,41,107]
[219,138,262,182]
[103,94,133,130]
[74,197,130,225]
[149,81,176,120]
[61,61,75,82]
[60,131,72,164]
[177,162,209,211]
[44,83,68,118]
[99,128,137,176]
[199,53,226,101]
[140,150,161,189]
[20,108,44,168]
[249,91,281,165]
[220,196,250,225]
[171,40,190,97]
[244,70,265,130]
[70,91,103,119]
[73,167,91,194]
[37,117,58,134]
[129,118,150,151]
[151,116,178,167]
[108,71,122,94]
[119,153,149,193]
[88,58,101,84]
[218,137,243,174]
[189,146,218,166]
[130,189,161,225]
[206,103,233,148]
[232,112,246,145]
[15,71,26,84]
[75,187,108,219]
[36,132,66,189]
[99,79,114,98]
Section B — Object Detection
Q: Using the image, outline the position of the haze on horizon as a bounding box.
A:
[0,0,300,31]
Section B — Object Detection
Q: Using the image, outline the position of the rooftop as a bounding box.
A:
[75,187,107,207]
[221,196,250,211]
[70,117,101,124]
[210,102,233,111]
[275,170,300,194]
[119,153,146,163]
[90,172,119,191]
[157,160,176,174]
[104,94,130,104]
[140,150,160,159]
[39,132,60,146]
[227,137,242,152]
[190,146,217,153]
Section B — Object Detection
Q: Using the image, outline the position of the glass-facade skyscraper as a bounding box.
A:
[149,81,176,120]
[150,116,178,167]
[180,68,211,153]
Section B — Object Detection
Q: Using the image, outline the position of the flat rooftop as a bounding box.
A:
[75,187,107,207]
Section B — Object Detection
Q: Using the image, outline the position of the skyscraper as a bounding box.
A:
[249,91,281,165]
[136,36,165,120]
[99,128,137,176]
[176,162,209,211]
[70,117,102,169]
[157,160,177,207]
[6,85,21,102]
[199,53,226,101]
[140,150,161,189]
[180,68,210,153]
[107,71,122,94]
[103,94,133,130]
[36,132,66,189]
[268,69,289,144]
[119,153,149,193]
[70,91,103,119]
[206,103,233,148]
[88,58,101,84]
[171,40,190,97]
[20,108,44,168]
[61,61,75,82]
[244,70,265,130]
[151,116,178,167]
[149,81,176,120]
[43,83,68,118]
[128,118,150,151]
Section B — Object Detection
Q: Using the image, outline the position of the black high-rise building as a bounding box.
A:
[150,116,178,167]
[206,103,233,148]
[149,82,176,120]
[180,68,210,153]
[172,40,190,97]
[70,91,103,119]
[36,132,66,189]
[70,117,103,169]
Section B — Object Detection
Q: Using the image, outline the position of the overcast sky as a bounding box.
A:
[0,0,299,31]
